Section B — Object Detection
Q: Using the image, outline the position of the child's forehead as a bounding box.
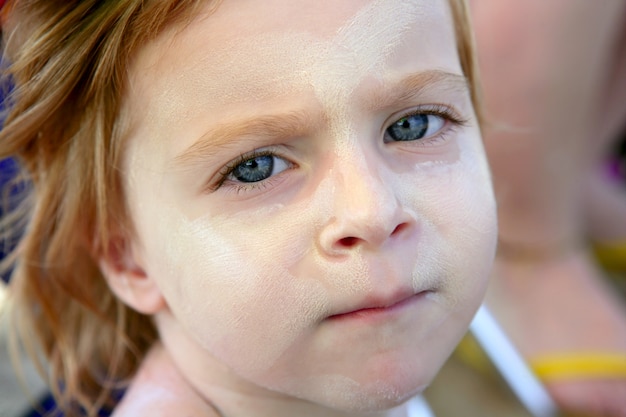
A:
[125,0,458,138]
[173,0,448,47]
[130,0,454,86]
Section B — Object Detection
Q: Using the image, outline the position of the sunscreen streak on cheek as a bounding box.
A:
[397,135,497,308]
[155,200,333,374]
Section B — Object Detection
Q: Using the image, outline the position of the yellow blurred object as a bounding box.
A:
[454,333,626,417]
[455,333,496,376]
[530,353,626,381]
[593,241,626,273]
[456,333,626,381]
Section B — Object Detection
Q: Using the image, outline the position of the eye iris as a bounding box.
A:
[232,155,274,183]
[388,114,429,141]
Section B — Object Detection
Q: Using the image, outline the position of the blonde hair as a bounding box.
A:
[0,0,480,415]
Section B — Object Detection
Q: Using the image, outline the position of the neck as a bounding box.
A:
[146,340,411,417]
[202,383,411,417]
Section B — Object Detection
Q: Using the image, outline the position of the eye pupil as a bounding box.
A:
[233,155,274,183]
[387,114,430,142]
[244,159,258,168]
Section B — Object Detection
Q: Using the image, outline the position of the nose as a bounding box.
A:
[317,149,417,256]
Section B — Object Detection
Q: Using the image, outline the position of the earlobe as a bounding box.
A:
[99,237,166,315]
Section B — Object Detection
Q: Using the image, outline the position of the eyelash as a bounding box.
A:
[209,147,292,193]
[385,103,469,144]
[210,104,468,193]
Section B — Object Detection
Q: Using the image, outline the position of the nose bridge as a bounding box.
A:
[321,142,406,252]
[334,144,390,216]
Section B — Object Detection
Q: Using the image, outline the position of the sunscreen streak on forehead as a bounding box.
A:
[311,0,424,140]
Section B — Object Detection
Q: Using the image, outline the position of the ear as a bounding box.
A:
[99,236,166,315]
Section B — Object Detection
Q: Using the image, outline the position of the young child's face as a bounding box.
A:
[118,0,496,411]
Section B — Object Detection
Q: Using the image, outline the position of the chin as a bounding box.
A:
[316,380,428,413]
[285,359,435,413]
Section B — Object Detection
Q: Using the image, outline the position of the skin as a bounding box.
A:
[104,0,497,416]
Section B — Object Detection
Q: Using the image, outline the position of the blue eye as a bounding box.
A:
[386,113,445,142]
[229,154,290,183]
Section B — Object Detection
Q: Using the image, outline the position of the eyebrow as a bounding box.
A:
[173,110,315,168]
[173,70,469,167]
[366,69,470,110]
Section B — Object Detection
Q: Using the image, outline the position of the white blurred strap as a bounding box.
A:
[407,395,435,417]
[469,304,559,417]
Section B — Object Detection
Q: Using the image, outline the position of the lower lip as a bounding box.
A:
[328,293,428,323]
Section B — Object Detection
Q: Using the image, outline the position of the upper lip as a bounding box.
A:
[329,287,425,318]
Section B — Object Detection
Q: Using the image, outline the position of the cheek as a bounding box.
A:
[141,203,331,376]
[399,138,497,304]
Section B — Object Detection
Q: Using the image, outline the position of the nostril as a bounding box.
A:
[338,236,359,248]
[391,222,408,237]
[336,223,408,249]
